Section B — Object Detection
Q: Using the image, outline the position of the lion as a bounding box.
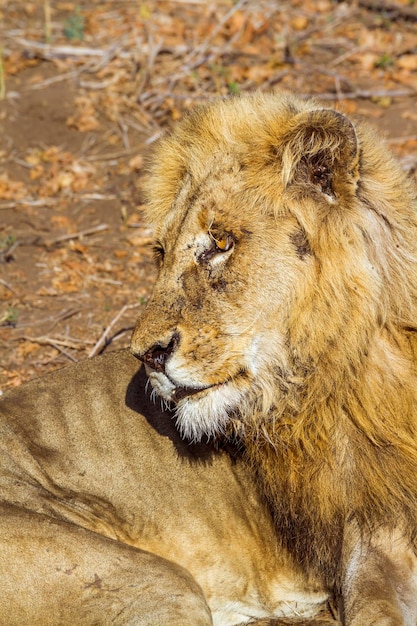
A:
[0,92,416,626]
[130,91,417,623]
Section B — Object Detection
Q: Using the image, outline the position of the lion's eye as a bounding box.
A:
[153,242,165,265]
[209,231,234,253]
[215,235,233,251]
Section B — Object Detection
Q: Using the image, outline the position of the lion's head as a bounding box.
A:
[131,92,417,448]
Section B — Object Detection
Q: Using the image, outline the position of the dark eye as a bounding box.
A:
[152,242,165,265]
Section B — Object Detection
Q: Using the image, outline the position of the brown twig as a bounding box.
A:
[311,88,415,100]
[0,198,59,209]
[23,335,92,350]
[50,344,78,363]
[27,71,78,90]
[0,278,18,295]
[43,0,52,42]
[14,38,109,59]
[88,303,140,358]
[85,150,138,162]
[14,308,80,330]
[182,0,250,68]
[355,0,417,21]
[43,223,109,247]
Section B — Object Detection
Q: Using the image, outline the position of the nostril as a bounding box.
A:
[142,345,168,372]
[139,333,179,373]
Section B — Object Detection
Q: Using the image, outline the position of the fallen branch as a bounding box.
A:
[15,308,80,330]
[182,0,250,67]
[0,198,58,209]
[89,303,140,358]
[51,344,78,363]
[27,71,78,90]
[78,193,118,200]
[14,38,109,59]
[85,150,138,162]
[23,335,92,350]
[311,88,414,100]
[356,0,417,21]
[0,278,18,295]
[43,223,109,247]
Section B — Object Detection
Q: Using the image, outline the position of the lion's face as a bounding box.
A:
[131,92,407,442]
[133,154,309,440]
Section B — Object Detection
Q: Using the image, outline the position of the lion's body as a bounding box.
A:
[131,92,417,623]
[0,349,332,625]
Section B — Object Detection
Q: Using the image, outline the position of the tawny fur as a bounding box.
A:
[132,91,417,603]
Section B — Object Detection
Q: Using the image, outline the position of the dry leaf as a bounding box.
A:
[397,55,417,71]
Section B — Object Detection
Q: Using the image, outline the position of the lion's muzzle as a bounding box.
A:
[134,332,179,373]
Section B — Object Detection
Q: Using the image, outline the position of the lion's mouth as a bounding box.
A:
[172,383,218,402]
[168,370,247,403]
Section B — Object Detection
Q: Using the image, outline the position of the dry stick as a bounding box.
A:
[88,303,141,358]
[77,193,118,200]
[356,0,417,21]
[26,41,127,90]
[313,88,414,100]
[53,345,78,362]
[0,279,18,295]
[85,36,129,74]
[23,335,92,350]
[135,29,164,99]
[330,46,367,68]
[14,38,107,58]
[28,71,78,90]
[43,223,109,247]
[15,308,80,330]
[79,76,120,90]
[48,308,81,333]
[85,149,138,162]
[0,198,58,209]
[90,276,123,286]
[182,0,250,67]
[43,0,52,42]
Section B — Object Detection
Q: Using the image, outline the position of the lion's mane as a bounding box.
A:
[138,92,417,587]
[233,101,417,583]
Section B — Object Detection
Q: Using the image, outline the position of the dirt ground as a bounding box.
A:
[1,0,416,392]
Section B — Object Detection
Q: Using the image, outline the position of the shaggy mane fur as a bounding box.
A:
[136,91,417,591]
[235,100,417,584]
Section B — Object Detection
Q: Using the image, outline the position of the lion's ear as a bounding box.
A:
[279,108,359,200]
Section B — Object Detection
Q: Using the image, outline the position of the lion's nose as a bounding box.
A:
[135,333,179,373]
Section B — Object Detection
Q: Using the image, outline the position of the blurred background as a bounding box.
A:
[1,0,416,390]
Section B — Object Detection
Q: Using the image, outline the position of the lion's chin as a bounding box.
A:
[145,368,244,442]
[147,368,245,442]
[174,383,244,442]
[172,383,219,402]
